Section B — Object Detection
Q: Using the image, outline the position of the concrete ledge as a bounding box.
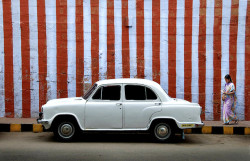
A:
[33,124,43,133]
[0,124,44,132]
[223,127,234,135]
[202,126,212,134]
[10,124,21,132]
[245,127,250,135]
[0,124,249,135]
[184,126,248,135]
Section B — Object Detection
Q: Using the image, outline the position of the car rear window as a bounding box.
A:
[92,85,121,100]
[146,87,157,100]
[125,85,157,100]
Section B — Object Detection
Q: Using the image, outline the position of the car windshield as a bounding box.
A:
[82,84,97,100]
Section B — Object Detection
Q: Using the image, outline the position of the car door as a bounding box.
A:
[85,84,123,129]
[123,84,162,129]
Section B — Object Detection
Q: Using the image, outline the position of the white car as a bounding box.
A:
[37,78,204,142]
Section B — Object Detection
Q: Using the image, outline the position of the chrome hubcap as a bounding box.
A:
[156,125,169,138]
[59,123,74,138]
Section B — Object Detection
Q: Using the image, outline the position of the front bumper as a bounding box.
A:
[37,119,49,124]
[37,112,47,124]
[37,112,51,129]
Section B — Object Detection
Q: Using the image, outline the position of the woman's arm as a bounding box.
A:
[223,91,235,95]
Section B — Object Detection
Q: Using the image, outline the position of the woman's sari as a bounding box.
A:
[222,82,238,124]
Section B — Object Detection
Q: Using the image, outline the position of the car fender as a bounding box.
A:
[45,113,85,130]
[147,116,180,129]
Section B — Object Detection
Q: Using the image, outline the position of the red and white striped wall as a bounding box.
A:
[0,0,249,120]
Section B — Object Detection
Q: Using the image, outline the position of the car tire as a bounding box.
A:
[152,122,175,142]
[53,120,78,142]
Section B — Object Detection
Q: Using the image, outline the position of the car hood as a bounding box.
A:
[44,97,85,106]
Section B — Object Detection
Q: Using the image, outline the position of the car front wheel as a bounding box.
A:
[152,122,174,142]
[53,120,78,142]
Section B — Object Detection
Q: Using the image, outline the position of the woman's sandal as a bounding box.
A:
[234,120,239,124]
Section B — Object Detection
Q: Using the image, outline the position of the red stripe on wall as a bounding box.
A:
[136,0,144,78]
[2,0,14,118]
[122,0,130,78]
[152,0,160,84]
[56,0,68,98]
[107,0,115,79]
[213,0,222,120]
[20,0,31,117]
[75,0,84,96]
[245,1,250,121]
[229,0,239,86]
[168,0,177,98]
[184,0,193,102]
[198,0,206,120]
[37,0,47,111]
[91,0,99,84]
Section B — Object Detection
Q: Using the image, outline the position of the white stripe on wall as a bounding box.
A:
[176,0,185,99]
[128,0,137,78]
[144,0,152,80]
[29,0,39,117]
[12,0,22,117]
[205,0,214,120]
[114,0,122,78]
[45,0,57,100]
[160,0,168,93]
[221,0,231,119]
[67,0,76,97]
[99,0,107,80]
[83,0,92,87]
[0,0,5,117]
[191,0,200,104]
[236,0,247,120]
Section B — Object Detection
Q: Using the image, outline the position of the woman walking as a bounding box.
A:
[222,74,239,125]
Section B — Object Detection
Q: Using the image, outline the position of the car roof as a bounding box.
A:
[96,78,159,86]
[95,78,171,102]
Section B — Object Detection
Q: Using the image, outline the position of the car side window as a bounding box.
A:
[92,85,121,100]
[125,85,146,100]
[125,85,158,100]
[92,87,101,99]
[102,86,120,100]
[146,87,157,100]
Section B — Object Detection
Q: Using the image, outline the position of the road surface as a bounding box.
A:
[0,132,249,161]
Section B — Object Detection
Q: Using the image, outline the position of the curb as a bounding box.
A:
[0,124,250,135]
[0,124,44,133]
[184,126,250,135]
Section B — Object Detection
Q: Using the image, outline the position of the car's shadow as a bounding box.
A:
[44,132,189,144]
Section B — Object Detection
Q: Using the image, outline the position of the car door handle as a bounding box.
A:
[155,103,161,106]
[116,103,122,106]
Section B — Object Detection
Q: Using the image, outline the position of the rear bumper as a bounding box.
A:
[194,122,204,128]
[179,121,204,129]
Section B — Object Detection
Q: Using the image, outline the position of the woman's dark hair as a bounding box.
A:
[225,74,232,83]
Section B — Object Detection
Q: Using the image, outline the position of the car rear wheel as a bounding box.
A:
[53,120,78,142]
[152,122,174,142]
